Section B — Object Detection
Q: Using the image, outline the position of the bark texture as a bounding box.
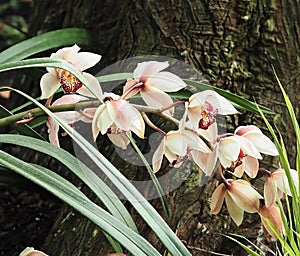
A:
[12,0,300,255]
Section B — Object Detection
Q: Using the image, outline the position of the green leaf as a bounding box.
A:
[8,88,191,256]
[0,28,94,63]
[0,134,137,233]
[127,134,170,218]
[223,234,263,256]
[0,150,161,256]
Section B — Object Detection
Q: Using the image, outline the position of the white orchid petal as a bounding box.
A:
[229,180,262,213]
[133,61,169,79]
[243,156,259,178]
[146,71,186,92]
[108,133,130,149]
[165,131,188,156]
[152,137,166,173]
[95,104,113,135]
[46,117,60,147]
[40,72,60,99]
[182,130,210,153]
[191,146,218,176]
[140,87,174,115]
[218,137,240,163]
[230,135,262,159]
[76,72,103,98]
[68,52,101,71]
[225,193,244,226]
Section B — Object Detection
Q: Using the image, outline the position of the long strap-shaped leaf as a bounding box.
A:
[3,91,191,255]
[0,150,161,256]
[0,134,137,232]
[0,28,94,63]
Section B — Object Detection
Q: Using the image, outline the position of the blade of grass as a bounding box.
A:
[0,151,161,256]
[0,28,94,63]
[0,134,137,232]
[126,134,170,218]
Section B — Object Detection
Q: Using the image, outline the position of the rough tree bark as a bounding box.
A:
[11,0,300,255]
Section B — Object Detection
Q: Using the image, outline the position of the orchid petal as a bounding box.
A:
[264,177,276,207]
[152,137,166,173]
[182,130,210,153]
[51,44,80,60]
[108,132,130,149]
[140,87,174,115]
[228,180,262,213]
[46,117,60,147]
[133,61,169,79]
[68,52,101,71]
[76,72,103,98]
[243,156,259,178]
[20,247,48,256]
[218,137,240,166]
[225,193,244,226]
[40,72,61,99]
[191,146,218,176]
[230,135,262,159]
[187,106,202,128]
[210,183,226,214]
[122,78,140,100]
[260,204,285,238]
[96,104,113,135]
[146,71,186,92]
[164,147,177,164]
[236,125,278,156]
[165,131,188,156]
[204,91,238,115]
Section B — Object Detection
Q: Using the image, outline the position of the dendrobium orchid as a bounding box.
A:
[19,247,48,256]
[187,90,238,129]
[92,93,145,149]
[40,44,102,99]
[123,61,187,115]
[47,94,93,147]
[211,179,263,226]
[264,168,299,207]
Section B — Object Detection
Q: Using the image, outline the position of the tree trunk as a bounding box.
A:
[17,0,300,255]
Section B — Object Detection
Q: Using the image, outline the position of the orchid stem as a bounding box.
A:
[219,168,231,188]
[258,167,272,177]
[159,100,185,113]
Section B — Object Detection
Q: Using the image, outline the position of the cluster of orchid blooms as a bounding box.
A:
[38,45,298,239]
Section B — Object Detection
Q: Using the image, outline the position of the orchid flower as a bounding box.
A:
[187,90,238,129]
[19,247,48,256]
[47,94,94,147]
[211,179,263,226]
[235,125,278,156]
[264,168,299,207]
[92,92,145,149]
[122,61,187,115]
[259,204,285,238]
[40,44,102,99]
[152,103,210,172]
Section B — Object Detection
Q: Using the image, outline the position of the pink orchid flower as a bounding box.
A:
[19,247,48,256]
[152,104,210,172]
[264,168,299,207]
[40,44,102,99]
[122,61,187,115]
[235,125,278,156]
[187,90,238,129]
[259,204,285,238]
[92,93,145,149]
[47,94,93,147]
[211,179,263,226]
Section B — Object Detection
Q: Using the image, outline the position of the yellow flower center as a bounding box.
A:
[60,70,83,93]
